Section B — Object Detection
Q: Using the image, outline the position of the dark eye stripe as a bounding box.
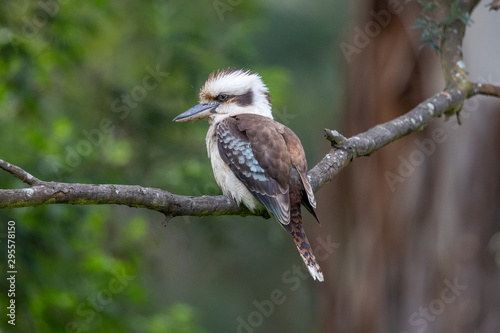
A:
[232,89,253,106]
[214,89,253,106]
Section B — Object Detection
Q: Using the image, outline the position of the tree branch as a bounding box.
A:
[308,88,469,191]
[0,159,42,186]
[471,82,500,97]
[1,1,499,219]
[487,0,500,11]
[0,176,254,217]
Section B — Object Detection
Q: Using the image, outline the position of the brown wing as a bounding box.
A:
[217,116,291,225]
[234,115,291,189]
[237,114,319,222]
[280,125,317,210]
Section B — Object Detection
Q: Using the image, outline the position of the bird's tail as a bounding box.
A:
[283,203,324,282]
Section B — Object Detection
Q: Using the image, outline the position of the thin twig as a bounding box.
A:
[0,1,498,218]
[487,0,500,11]
[0,81,497,216]
[0,159,43,186]
[470,82,500,97]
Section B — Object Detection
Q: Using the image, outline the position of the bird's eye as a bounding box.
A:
[217,94,229,102]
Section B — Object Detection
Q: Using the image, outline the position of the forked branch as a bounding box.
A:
[1,1,499,219]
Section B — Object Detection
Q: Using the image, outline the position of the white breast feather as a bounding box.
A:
[206,124,260,211]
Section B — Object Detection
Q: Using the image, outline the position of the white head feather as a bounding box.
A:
[199,69,273,124]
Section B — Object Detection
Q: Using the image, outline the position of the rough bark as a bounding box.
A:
[317,1,500,332]
[1,1,499,223]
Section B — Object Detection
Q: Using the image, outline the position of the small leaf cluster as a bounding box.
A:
[408,0,473,51]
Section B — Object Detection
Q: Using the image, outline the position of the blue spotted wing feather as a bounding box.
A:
[216,116,291,225]
[217,114,323,281]
[239,114,319,224]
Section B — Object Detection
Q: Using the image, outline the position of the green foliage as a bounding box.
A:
[0,0,343,332]
[410,0,474,51]
[143,304,208,333]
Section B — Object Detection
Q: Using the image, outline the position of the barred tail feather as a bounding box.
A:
[284,203,324,282]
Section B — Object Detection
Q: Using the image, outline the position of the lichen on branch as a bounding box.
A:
[0,0,499,219]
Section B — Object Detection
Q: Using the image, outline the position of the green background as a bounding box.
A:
[0,1,345,332]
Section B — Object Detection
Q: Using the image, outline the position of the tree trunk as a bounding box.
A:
[317,2,500,332]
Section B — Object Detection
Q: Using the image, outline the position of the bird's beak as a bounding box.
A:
[173,103,220,122]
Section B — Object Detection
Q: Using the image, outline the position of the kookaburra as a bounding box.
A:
[173,69,323,281]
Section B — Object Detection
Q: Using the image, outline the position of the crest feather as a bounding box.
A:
[199,68,270,103]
